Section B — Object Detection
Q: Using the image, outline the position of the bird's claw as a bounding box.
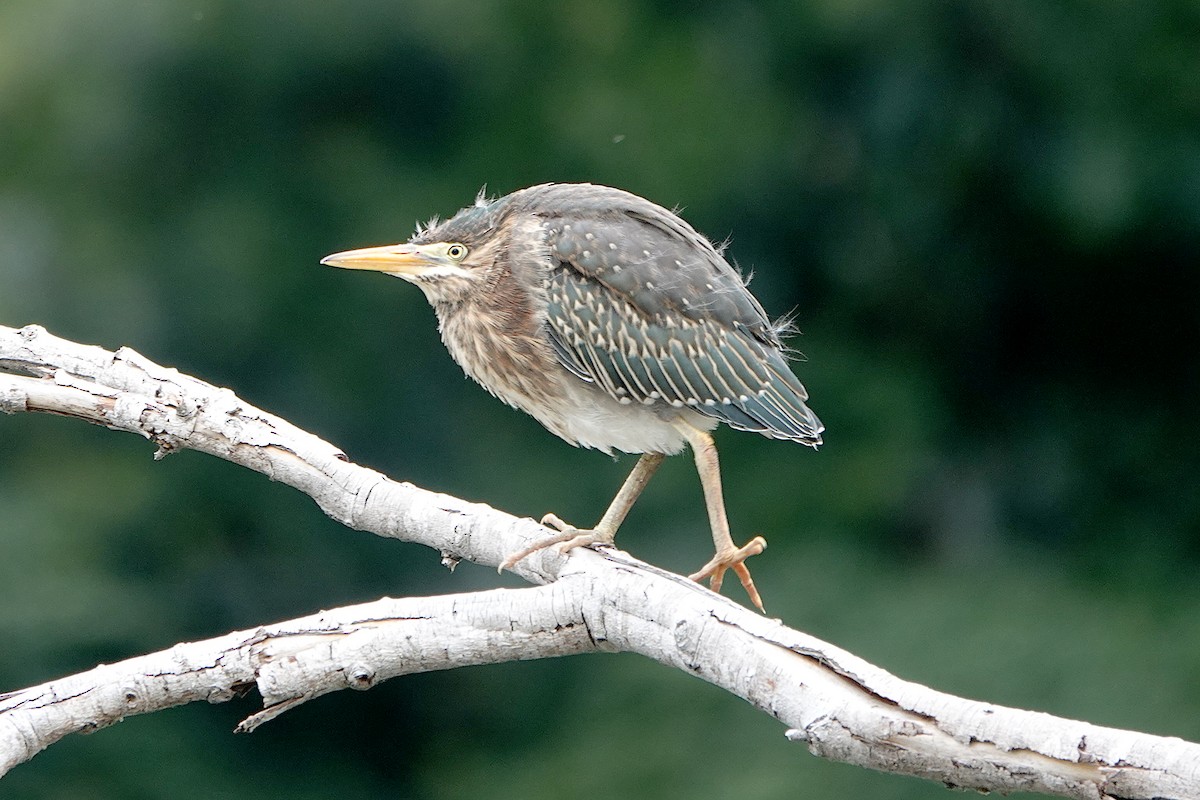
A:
[497,514,615,573]
[688,536,768,612]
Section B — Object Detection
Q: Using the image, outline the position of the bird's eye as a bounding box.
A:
[446,243,468,260]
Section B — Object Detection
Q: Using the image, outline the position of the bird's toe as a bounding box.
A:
[499,517,617,573]
[540,512,573,531]
[688,536,768,612]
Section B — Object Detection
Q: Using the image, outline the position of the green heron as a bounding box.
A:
[322,183,822,610]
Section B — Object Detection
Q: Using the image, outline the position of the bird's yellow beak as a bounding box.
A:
[320,243,437,275]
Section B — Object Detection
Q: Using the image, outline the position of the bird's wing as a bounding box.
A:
[540,208,823,445]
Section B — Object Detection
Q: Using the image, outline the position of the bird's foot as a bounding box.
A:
[497,514,616,573]
[688,536,768,612]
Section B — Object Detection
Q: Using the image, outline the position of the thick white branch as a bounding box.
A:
[2,322,1198,799]
[0,323,539,576]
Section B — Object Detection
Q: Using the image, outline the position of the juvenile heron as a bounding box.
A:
[322,183,822,610]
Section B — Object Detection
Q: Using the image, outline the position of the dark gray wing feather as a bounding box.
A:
[534,187,823,445]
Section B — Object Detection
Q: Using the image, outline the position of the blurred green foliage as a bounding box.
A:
[1,1,1198,798]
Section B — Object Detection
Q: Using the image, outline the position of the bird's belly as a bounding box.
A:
[533,378,714,455]
[468,352,709,455]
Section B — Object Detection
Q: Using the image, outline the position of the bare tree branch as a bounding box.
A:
[2,322,1198,799]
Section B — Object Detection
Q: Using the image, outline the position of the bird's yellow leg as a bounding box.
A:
[499,452,665,571]
[672,421,768,612]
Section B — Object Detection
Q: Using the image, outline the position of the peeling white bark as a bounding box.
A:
[2,323,1198,799]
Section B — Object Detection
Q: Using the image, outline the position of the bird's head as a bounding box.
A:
[321,193,514,307]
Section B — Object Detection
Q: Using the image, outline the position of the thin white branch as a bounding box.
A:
[0,585,592,771]
[2,323,1199,799]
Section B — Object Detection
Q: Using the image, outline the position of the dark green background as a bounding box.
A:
[2,2,1198,798]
